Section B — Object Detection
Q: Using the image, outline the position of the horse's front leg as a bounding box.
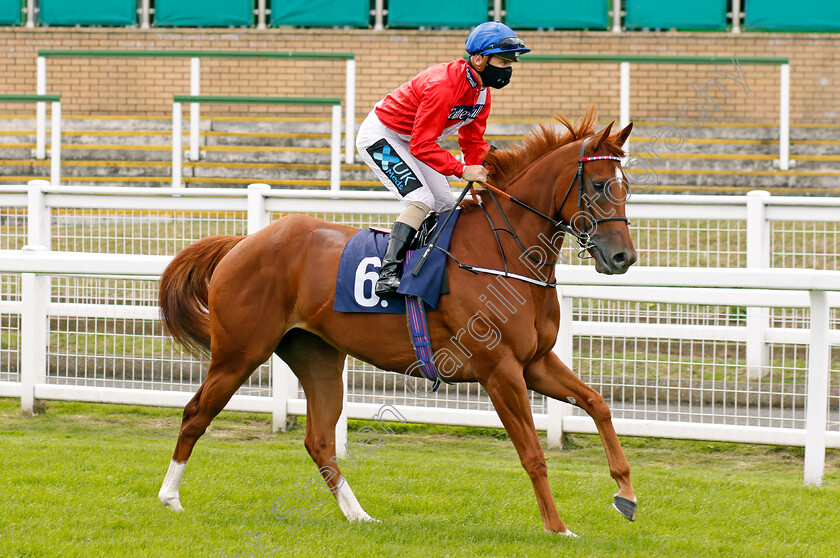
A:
[480,361,576,536]
[524,351,637,521]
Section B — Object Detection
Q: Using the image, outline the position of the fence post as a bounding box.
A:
[619,62,630,155]
[256,0,267,29]
[731,0,742,33]
[492,0,502,20]
[746,190,770,379]
[247,183,270,234]
[611,0,622,32]
[189,58,201,162]
[271,355,291,432]
[331,104,342,192]
[373,0,384,30]
[548,289,574,448]
[26,0,35,27]
[36,56,47,160]
[172,102,183,188]
[50,101,61,185]
[345,59,356,164]
[27,180,51,249]
[20,270,48,416]
[140,0,150,28]
[254,180,289,432]
[777,63,791,171]
[335,359,349,458]
[21,180,51,416]
[804,289,829,487]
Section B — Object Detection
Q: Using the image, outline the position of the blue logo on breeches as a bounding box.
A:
[373,145,400,169]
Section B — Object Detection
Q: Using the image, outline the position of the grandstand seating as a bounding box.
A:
[38,0,136,26]
[155,0,254,27]
[270,0,369,28]
[505,0,608,30]
[2,1,838,31]
[0,2,837,193]
[745,0,840,31]
[624,0,728,31]
[387,0,486,29]
[0,0,21,25]
[0,115,838,194]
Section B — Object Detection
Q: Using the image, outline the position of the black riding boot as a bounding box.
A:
[375,222,417,298]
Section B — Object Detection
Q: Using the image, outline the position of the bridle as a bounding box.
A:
[464,136,628,279]
[560,136,630,252]
[426,135,630,289]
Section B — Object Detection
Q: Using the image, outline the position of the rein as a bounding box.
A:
[446,136,628,288]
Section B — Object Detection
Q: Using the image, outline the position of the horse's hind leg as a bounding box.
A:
[159,349,270,511]
[524,351,637,521]
[276,329,375,522]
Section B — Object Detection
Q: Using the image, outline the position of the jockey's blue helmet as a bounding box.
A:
[465,21,531,62]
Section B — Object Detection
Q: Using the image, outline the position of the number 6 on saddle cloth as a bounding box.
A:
[333,211,460,391]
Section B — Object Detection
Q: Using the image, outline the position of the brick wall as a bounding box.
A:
[0,27,836,125]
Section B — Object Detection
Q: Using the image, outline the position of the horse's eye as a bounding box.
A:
[592,181,605,191]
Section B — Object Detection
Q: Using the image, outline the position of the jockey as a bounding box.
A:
[356,21,530,297]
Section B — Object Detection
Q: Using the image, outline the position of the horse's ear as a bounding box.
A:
[614,122,633,148]
[593,121,614,150]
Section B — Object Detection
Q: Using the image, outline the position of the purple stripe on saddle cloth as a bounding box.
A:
[405,294,440,390]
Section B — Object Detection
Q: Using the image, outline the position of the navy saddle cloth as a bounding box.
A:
[334,210,460,314]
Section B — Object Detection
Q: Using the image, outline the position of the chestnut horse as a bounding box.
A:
[157,109,637,536]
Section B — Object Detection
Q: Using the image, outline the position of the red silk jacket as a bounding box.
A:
[374,59,490,178]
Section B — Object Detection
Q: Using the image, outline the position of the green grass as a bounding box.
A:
[1,399,839,557]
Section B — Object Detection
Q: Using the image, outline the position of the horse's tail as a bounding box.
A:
[158,235,246,360]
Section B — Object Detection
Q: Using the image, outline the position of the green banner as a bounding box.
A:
[39,0,135,26]
[155,0,254,27]
[745,0,840,31]
[625,0,727,30]
[0,0,22,25]
[270,0,369,27]
[506,0,608,30]
[387,0,486,29]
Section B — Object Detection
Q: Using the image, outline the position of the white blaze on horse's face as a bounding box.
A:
[612,165,630,204]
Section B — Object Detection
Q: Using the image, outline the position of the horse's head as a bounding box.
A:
[482,108,637,276]
[555,121,637,275]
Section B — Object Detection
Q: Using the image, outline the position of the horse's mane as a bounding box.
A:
[482,106,625,190]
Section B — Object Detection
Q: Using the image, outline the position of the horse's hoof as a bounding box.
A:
[159,492,184,512]
[612,494,637,521]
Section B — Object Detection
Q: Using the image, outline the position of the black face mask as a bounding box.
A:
[478,64,512,89]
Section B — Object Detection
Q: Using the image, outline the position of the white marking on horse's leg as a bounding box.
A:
[335,477,376,522]
[158,459,187,511]
[545,527,578,537]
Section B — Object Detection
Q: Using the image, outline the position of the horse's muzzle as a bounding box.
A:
[590,238,637,275]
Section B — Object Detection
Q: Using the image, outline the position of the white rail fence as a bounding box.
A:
[1,182,839,486]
